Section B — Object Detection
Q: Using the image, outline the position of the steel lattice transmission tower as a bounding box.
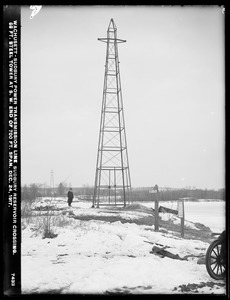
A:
[93,19,132,208]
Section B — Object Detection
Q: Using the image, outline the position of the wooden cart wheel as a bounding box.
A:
[205,239,226,280]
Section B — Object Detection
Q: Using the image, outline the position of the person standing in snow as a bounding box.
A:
[67,188,74,207]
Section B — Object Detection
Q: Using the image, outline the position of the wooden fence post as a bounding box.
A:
[155,192,159,231]
[178,199,185,238]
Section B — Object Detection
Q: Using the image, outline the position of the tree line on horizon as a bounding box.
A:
[21,183,225,202]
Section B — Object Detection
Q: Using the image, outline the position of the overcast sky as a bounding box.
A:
[21,5,225,190]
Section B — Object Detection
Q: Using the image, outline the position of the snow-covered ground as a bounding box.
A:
[21,198,226,295]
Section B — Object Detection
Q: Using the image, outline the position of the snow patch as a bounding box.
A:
[21,199,226,295]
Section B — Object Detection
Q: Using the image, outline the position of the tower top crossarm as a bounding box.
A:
[98,18,126,44]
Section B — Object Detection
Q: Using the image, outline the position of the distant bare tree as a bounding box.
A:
[57,182,66,196]
[29,183,40,200]
[21,183,41,201]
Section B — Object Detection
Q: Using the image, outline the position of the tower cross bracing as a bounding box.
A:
[93,19,131,208]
